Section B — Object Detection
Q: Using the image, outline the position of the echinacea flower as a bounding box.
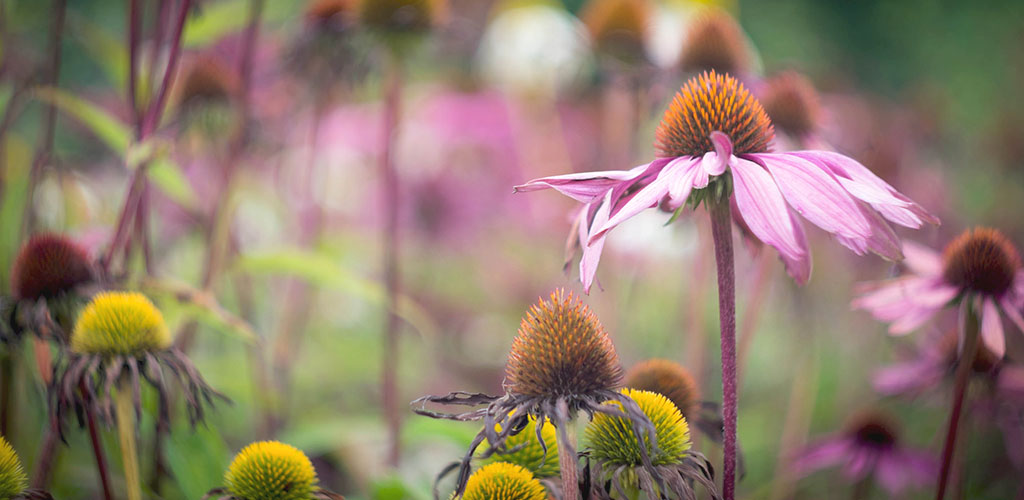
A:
[759,70,822,145]
[585,389,717,499]
[204,440,344,500]
[581,0,652,66]
[625,359,725,444]
[10,234,93,304]
[678,9,751,75]
[174,56,240,139]
[874,328,1001,397]
[515,71,936,292]
[481,414,560,478]
[51,292,226,434]
[462,462,547,500]
[413,289,659,499]
[0,435,52,500]
[854,228,1024,358]
[792,411,937,496]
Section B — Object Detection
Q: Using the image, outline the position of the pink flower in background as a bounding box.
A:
[516,71,937,292]
[792,411,937,495]
[854,229,1024,358]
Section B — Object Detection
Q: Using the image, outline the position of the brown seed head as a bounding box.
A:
[679,9,750,75]
[941,227,1020,296]
[624,358,700,422]
[356,0,445,33]
[177,57,238,107]
[581,0,652,64]
[655,70,774,158]
[761,70,821,138]
[846,411,899,449]
[11,234,93,302]
[506,289,622,399]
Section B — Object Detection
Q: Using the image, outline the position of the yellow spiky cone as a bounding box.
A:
[70,292,171,357]
[0,436,27,499]
[225,441,318,500]
[463,462,547,500]
[585,388,691,466]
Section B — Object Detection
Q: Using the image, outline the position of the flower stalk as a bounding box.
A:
[935,303,980,500]
[708,196,738,500]
[555,400,579,500]
[115,379,142,500]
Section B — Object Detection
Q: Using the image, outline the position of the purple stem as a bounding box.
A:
[140,0,191,138]
[127,0,141,131]
[81,382,114,500]
[29,425,59,489]
[935,302,980,500]
[709,197,737,500]
[381,53,403,469]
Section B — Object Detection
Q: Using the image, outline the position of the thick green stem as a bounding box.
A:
[115,380,141,500]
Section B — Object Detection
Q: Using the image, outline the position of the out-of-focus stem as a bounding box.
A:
[29,425,59,489]
[82,382,114,500]
[708,197,737,500]
[21,0,66,238]
[380,51,404,469]
[115,380,142,500]
[140,0,191,138]
[0,353,10,437]
[935,303,980,500]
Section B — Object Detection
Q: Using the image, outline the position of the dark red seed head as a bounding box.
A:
[10,234,93,302]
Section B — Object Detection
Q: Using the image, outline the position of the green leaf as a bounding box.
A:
[164,424,232,500]
[32,86,131,153]
[143,277,258,345]
[147,156,198,208]
[67,12,128,91]
[185,0,304,47]
[236,249,439,339]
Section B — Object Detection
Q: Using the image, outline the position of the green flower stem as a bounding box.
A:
[115,380,141,500]
[935,303,980,500]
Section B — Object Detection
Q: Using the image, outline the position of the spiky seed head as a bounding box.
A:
[581,0,651,64]
[942,227,1021,296]
[655,71,774,158]
[761,71,821,138]
[505,289,622,400]
[483,415,560,477]
[10,233,93,302]
[0,436,27,499]
[356,0,445,33]
[846,411,899,449]
[938,328,999,374]
[463,462,547,500]
[624,359,700,422]
[177,57,238,108]
[679,9,750,75]
[225,441,318,500]
[70,292,171,357]
[586,388,691,466]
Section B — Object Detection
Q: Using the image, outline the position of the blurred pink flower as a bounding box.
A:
[516,71,936,292]
[854,230,1024,358]
[792,412,937,495]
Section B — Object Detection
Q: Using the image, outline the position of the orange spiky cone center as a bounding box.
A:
[655,70,774,158]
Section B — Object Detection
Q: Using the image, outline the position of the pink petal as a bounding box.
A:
[791,438,853,477]
[873,360,944,396]
[874,452,910,495]
[999,295,1024,334]
[980,297,1006,358]
[852,277,957,334]
[901,241,942,276]
[701,131,733,176]
[753,153,872,239]
[513,163,650,203]
[666,158,702,206]
[730,157,808,264]
[580,192,613,294]
[590,158,696,242]
[836,203,903,261]
[778,212,812,285]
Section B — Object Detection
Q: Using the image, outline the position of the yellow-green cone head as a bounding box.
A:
[71,292,171,356]
[225,441,318,500]
[506,289,622,399]
[463,462,547,500]
[0,436,27,499]
[483,416,560,477]
[585,389,691,466]
[624,359,700,423]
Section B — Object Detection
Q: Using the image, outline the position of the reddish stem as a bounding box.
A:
[709,197,738,500]
[381,53,403,469]
[82,382,114,500]
[935,303,979,500]
[140,0,191,138]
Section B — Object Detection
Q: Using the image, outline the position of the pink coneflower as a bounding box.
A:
[854,229,1024,358]
[792,411,937,497]
[516,71,935,293]
[874,328,1001,397]
[516,70,936,500]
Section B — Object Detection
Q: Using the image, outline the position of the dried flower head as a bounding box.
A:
[70,292,171,357]
[506,289,622,403]
[52,292,225,436]
[679,9,750,75]
[585,389,716,499]
[942,227,1021,296]
[463,463,547,500]
[581,0,651,64]
[655,71,774,158]
[177,57,238,108]
[356,0,445,33]
[625,359,700,422]
[483,415,560,477]
[10,233,92,303]
[0,436,27,499]
[414,289,660,499]
[760,71,821,139]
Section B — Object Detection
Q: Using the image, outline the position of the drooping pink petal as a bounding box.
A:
[836,202,903,261]
[752,153,872,240]
[513,163,651,203]
[590,157,696,242]
[579,192,613,294]
[666,157,702,207]
[980,297,1006,358]
[840,447,877,481]
[701,131,733,176]
[778,212,812,285]
[901,241,943,276]
[873,359,945,396]
[874,452,911,495]
[791,438,853,477]
[999,295,1024,334]
[730,157,808,263]
[852,277,958,335]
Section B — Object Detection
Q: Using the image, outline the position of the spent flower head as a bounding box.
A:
[760,70,822,140]
[10,233,93,303]
[679,9,750,75]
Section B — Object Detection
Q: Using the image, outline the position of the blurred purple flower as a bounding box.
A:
[515,71,936,292]
[854,230,1024,358]
[792,412,937,495]
[874,327,1000,397]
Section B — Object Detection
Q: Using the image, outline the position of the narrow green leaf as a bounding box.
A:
[147,156,198,208]
[32,86,131,153]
